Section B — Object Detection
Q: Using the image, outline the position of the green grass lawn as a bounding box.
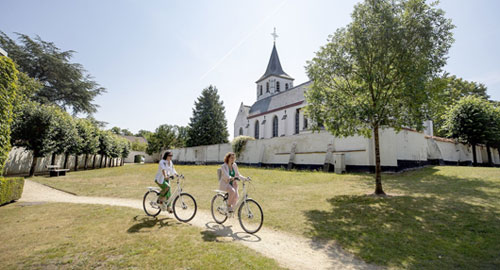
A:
[31,164,500,269]
[0,202,285,270]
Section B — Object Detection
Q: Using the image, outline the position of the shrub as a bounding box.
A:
[0,177,24,205]
[231,136,255,158]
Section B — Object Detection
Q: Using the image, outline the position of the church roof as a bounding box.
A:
[256,43,294,83]
[248,81,311,118]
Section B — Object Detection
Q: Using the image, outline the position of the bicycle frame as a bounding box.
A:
[149,176,184,206]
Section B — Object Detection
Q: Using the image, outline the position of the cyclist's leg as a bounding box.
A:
[156,181,168,203]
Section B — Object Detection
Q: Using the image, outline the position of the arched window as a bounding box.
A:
[266,82,269,92]
[254,120,260,139]
[239,127,243,136]
[259,85,263,96]
[295,109,300,134]
[276,81,280,92]
[285,83,289,90]
[272,116,279,137]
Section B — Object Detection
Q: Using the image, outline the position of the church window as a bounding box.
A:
[272,116,278,137]
[239,127,243,136]
[276,81,280,92]
[266,82,269,93]
[295,109,300,134]
[259,85,263,96]
[254,120,260,139]
[285,83,289,90]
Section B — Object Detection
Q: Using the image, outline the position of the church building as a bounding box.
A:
[234,31,313,139]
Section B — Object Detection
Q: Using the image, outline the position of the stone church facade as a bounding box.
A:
[234,42,313,140]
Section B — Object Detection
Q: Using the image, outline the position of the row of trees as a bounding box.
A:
[11,101,130,176]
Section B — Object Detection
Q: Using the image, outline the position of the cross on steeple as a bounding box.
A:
[271,27,279,43]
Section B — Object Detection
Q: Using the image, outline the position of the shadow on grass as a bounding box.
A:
[384,167,500,202]
[200,222,261,243]
[305,195,500,270]
[127,215,176,233]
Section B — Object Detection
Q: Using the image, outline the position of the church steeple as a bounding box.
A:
[255,28,294,101]
[256,43,293,83]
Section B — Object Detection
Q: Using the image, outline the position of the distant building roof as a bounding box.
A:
[256,43,294,83]
[0,47,8,57]
[122,135,147,144]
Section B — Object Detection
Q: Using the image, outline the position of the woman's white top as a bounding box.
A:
[219,162,243,184]
[155,160,177,184]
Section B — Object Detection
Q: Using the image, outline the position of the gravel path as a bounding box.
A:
[20,180,381,270]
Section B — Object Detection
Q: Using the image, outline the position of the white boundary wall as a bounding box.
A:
[169,128,500,171]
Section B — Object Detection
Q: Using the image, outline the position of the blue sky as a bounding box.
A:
[2,0,500,138]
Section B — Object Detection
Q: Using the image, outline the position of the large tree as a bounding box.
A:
[11,102,76,176]
[427,75,489,137]
[443,96,496,166]
[305,0,454,195]
[187,85,229,147]
[0,32,105,115]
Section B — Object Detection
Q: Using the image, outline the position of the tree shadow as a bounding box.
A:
[127,215,176,233]
[200,222,261,243]
[304,195,500,269]
[382,167,500,203]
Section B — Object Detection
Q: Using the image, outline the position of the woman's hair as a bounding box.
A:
[224,152,235,164]
[163,151,173,160]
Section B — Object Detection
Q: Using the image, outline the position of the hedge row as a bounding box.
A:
[0,177,24,205]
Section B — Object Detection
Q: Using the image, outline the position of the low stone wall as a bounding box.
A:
[170,129,500,173]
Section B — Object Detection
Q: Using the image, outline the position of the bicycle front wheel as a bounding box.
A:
[173,193,197,222]
[211,194,228,224]
[143,190,161,217]
[238,199,263,234]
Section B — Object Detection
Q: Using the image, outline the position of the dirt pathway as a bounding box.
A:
[20,180,381,270]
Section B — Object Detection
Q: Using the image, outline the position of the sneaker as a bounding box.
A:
[167,206,173,213]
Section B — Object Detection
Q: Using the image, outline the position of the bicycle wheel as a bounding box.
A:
[238,199,263,234]
[211,193,228,224]
[173,193,197,222]
[143,190,161,217]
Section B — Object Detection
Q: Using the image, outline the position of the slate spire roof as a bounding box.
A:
[256,43,294,83]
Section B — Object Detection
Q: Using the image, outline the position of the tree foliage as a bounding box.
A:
[427,75,489,137]
[187,85,229,147]
[0,31,105,115]
[443,96,497,165]
[146,124,187,155]
[305,0,454,194]
[10,102,76,175]
[0,56,18,174]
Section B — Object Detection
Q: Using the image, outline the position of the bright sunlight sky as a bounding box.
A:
[2,0,500,138]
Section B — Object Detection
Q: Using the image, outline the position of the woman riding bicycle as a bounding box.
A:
[155,151,177,213]
[219,152,248,212]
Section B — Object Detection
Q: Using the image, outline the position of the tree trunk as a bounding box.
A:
[74,155,79,171]
[486,144,493,167]
[29,156,38,177]
[63,153,69,169]
[51,153,56,166]
[109,157,112,167]
[100,155,104,168]
[472,144,477,166]
[92,155,97,169]
[373,124,385,195]
[84,154,89,170]
[121,158,124,166]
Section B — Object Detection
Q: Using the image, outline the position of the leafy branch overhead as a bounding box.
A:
[0,31,105,115]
